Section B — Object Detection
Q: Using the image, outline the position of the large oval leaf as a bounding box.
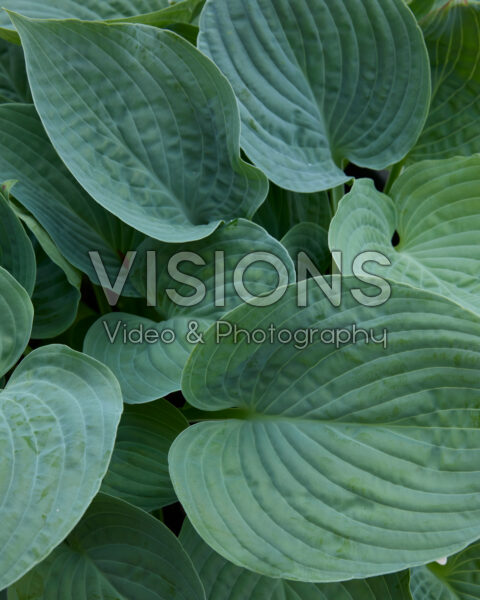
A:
[0,181,35,295]
[171,280,480,581]
[0,0,204,43]
[410,1,480,160]
[181,519,412,600]
[0,266,32,378]
[198,0,431,192]
[9,494,205,600]
[329,156,480,315]
[101,400,188,511]
[11,16,268,242]
[0,104,143,295]
[410,542,480,600]
[0,345,122,589]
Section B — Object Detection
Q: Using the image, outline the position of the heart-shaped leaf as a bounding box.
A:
[198,0,431,192]
[0,181,35,295]
[329,156,480,315]
[0,266,32,378]
[409,1,480,161]
[0,345,122,589]
[101,400,188,511]
[181,518,412,600]
[170,280,480,581]
[8,494,205,600]
[410,542,480,600]
[10,15,268,242]
[30,237,81,339]
[0,0,204,43]
[0,104,144,295]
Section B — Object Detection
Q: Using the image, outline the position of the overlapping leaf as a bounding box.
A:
[0,39,30,102]
[254,185,332,241]
[84,315,210,403]
[11,16,268,242]
[30,238,81,339]
[9,494,205,600]
[281,223,330,276]
[0,0,204,43]
[85,220,295,402]
[0,345,122,589]
[0,181,35,295]
[171,280,480,581]
[410,542,480,599]
[0,104,143,295]
[181,519,412,600]
[410,1,480,160]
[101,400,188,511]
[0,266,32,378]
[198,0,430,192]
[329,156,480,315]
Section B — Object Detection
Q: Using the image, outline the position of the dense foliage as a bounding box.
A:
[0,0,479,598]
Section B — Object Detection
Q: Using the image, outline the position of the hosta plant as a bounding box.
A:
[0,0,479,598]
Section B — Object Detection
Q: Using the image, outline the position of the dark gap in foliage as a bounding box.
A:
[167,390,186,409]
[392,231,400,247]
[345,164,387,192]
[163,502,185,536]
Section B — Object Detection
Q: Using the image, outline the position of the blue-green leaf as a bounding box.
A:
[10,15,268,242]
[198,0,431,192]
[0,345,122,589]
[181,518,412,600]
[101,400,188,511]
[0,266,32,378]
[329,156,480,316]
[171,280,480,581]
[410,1,480,160]
[9,494,205,600]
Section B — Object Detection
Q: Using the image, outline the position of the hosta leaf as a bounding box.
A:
[0,345,122,589]
[0,0,204,43]
[0,39,30,102]
[198,0,431,192]
[410,542,480,600]
[133,219,296,321]
[406,0,437,19]
[101,400,188,511]
[254,186,332,241]
[84,315,210,403]
[410,1,480,160]
[0,104,144,295]
[181,519,412,600]
[31,238,81,339]
[0,266,32,378]
[0,182,35,295]
[8,494,205,600]
[329,156,480,315]
[11,16,268,242]
[11,201,81,290]
[85,220,295,402]
[171,280,480,581]
[281,223,330,276]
